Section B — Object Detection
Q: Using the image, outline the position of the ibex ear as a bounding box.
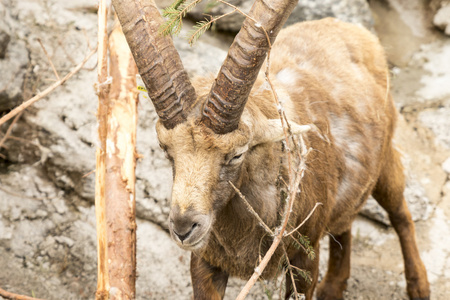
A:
[251,119,311,146]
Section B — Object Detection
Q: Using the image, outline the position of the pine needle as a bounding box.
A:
[160,0,203,36]
[187,9,236,45]
[188,20,212,45]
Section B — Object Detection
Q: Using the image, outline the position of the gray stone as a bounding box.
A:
[0,39,28,112]
[434,4,450,35]
[0,217,13,240]
[443,157,450,174]
[187,0,373,33]
[54,236,75,248]
[419,106,450,150]
[0,30,10,59]
[0,0,28,112]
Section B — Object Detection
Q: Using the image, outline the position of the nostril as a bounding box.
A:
[173,230,188,242]
[173,222,200,243]
[169,207,209,245]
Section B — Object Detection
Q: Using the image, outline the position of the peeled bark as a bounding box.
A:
[104,26,139,300]
[95,4,139,299]
[95,0,110,298]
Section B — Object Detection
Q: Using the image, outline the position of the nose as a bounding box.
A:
[169,206,210,246]
[172,221,198,242]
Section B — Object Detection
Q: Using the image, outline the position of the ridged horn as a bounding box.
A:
[112,0,196,129]
[202,0,298,134]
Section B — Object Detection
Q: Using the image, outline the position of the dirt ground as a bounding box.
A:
[1,0,450,299]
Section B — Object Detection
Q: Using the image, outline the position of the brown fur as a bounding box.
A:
[156,18,430,299]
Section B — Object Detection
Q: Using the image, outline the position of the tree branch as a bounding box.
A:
[0,287,46,300]
[0,47,96,127]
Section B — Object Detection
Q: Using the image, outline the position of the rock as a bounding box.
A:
[54,236,75,248]
[288,0,373,29]
[434,4,450,35]
[0,38,28,112]
[443,157,450,174]
[187,0,373,33]
[0,216,13,241]
[415,42,450,102]
[419,105,450,150]
[0,1,28,112]
[0,30,10,59]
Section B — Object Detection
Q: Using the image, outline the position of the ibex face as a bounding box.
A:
[156,117,252,250]
[156,102,308,250]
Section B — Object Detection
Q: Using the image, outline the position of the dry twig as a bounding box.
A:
[0,112,22,150]
[0,47,97,127]
[37,38,60,81]
[229,181,274,235]
[0,287,46,300]
[285,202,323,237]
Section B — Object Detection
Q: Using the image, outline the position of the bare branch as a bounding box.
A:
[37,38,60,81]
[0,47,97,127]
[229,181,273,235]
[280,244,300,299]
[0,112,22,149]
[285,202,323,237]
[188,10,236,45]
[0,287,46,300]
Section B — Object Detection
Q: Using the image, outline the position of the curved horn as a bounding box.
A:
[202,0,298,134]
[112,0,196,129]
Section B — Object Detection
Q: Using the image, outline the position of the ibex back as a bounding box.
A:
[113,0,430,299]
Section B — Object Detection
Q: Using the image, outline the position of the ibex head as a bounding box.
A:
[113,0,299,250]
[156,94,309,249]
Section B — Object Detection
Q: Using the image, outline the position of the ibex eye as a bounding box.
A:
[233,153,242,160]
[228,153,244,165]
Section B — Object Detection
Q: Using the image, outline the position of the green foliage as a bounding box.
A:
[188,19,213,45]
[263,284,274,300]
[293,267,312,285]
[291,233,315,260]
[160,0,204,37]
[160,0,230,45]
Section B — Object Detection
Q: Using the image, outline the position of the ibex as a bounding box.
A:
[113,0,430,299]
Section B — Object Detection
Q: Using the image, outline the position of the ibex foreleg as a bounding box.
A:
[316,229,352,300]
[285,242,320,300]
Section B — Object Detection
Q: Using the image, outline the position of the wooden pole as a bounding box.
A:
[95,0,110,298]
[104,25,139,299]
[95,1,139,296]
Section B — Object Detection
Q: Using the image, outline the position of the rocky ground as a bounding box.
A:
[0,0,449,299]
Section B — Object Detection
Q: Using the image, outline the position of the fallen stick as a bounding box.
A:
[0,287,46,300]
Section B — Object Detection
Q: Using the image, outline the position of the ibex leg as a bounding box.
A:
[190,253,228,300]
[372,146,430,300]
[285,242,320,300]
[316,229,352,300]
